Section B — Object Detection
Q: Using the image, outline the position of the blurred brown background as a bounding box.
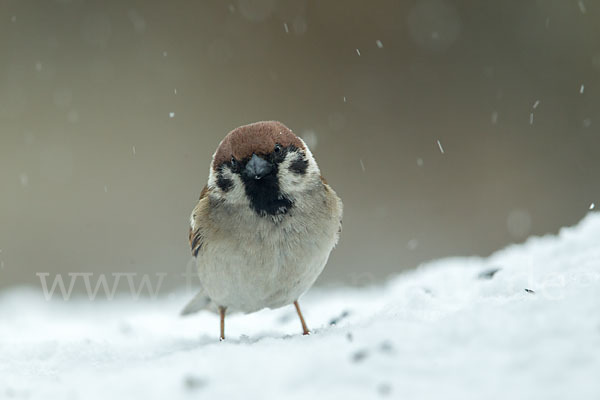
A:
[1,0,599,292]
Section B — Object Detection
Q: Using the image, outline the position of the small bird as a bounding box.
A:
[182,121,343,340]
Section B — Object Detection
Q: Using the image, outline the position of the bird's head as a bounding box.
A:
[208,121,321,216]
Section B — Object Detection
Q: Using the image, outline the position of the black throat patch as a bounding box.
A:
[240,166,293,216]
[240,148,296,216]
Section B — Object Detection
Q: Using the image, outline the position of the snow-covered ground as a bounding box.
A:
[1,214,599,400]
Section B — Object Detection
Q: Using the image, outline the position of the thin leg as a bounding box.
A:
[293,300,310,335]
[219,306,226,341]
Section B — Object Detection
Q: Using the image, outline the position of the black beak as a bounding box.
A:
[244,154,272,180]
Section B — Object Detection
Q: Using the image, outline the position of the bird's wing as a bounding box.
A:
[189,185,210,258]
[320,175,343,235]
[182,185,214,316]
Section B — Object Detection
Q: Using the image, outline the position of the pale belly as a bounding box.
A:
[196,218,336,313]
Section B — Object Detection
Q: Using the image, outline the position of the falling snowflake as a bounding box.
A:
[491,111,499,124]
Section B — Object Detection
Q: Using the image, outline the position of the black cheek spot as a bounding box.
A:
[289,158,308,175]
[216,174,233,192]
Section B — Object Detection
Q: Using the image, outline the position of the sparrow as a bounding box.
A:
[182,121,343,340]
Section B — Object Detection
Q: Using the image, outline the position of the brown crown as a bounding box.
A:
[213,121,304,170]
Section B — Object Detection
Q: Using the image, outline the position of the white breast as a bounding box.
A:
[196,187,340,313]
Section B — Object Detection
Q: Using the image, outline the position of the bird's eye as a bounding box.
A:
[274,144,282,153]
[230,157,238,167]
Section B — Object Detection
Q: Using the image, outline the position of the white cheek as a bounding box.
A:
[207,164,218,188]
[226,173,249,205]
[299,139,320,174]
[278,151,320,196]
[208,165,249,206]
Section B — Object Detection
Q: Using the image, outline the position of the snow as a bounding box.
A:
[1,214,600,399]
[437,139,445,154]
[491,110,499,124]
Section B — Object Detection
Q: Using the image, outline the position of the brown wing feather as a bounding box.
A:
[189,185,210,257]
[189,227,203,257]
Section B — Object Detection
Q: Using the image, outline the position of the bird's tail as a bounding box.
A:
[180,289,215,316]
